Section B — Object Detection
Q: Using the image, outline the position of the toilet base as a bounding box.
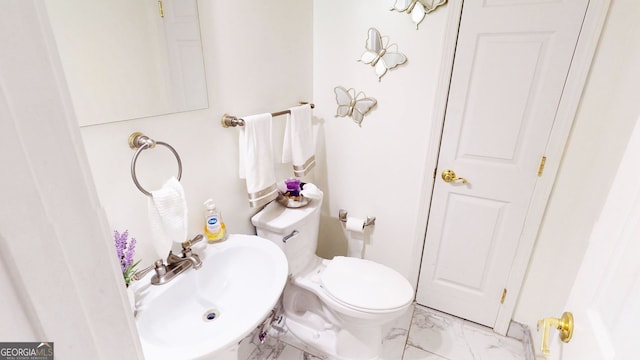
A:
[270,313,381,360]
[277,267,405,360]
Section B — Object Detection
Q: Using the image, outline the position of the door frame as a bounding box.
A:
[410,0,612,334]
[0,2,144,357]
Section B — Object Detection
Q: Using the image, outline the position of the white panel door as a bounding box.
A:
[555,119,640,360]
[416,0,589,327]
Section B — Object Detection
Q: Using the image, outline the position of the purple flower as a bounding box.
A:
[124,237,136,269]
[114,231,124,271]
[113,229,136,274]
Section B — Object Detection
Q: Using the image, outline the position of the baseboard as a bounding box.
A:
[507,320,536,360]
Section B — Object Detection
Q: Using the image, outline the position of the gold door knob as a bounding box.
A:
[441,169,468,184]
[537,312,574,355]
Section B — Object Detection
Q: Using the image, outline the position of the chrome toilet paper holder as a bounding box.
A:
[338,209,376,227]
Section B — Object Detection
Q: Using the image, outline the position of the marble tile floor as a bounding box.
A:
[404,306,531,360]
[238,305,533,360]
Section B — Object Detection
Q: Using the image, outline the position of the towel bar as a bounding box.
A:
[221,102,315,128]
[128,132,182,196]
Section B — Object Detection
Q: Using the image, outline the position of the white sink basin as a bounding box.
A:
[134,234,288,359]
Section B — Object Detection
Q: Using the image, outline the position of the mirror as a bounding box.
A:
[45,0,208,126]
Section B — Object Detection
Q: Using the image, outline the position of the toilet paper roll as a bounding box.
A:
[348,238,364,258]
[345,217,366,233]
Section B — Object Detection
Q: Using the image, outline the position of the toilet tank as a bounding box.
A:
[251,197,321,276]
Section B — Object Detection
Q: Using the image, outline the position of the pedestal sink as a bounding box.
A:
[132,234,288,360]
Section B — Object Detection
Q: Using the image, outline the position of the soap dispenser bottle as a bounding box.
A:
[203,199,227,243]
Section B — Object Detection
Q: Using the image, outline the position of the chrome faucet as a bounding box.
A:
[132,234,204,285]
[168,234,203,269]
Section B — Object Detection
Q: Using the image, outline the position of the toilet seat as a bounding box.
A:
[320,256,413,312]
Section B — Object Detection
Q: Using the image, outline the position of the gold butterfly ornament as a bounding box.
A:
[391,0,448,29]
[334,86,377,127]
[359,28,407,81]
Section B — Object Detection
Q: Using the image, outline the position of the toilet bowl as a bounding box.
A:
[251,192,414,360]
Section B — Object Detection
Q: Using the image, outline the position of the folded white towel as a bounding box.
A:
[147,176,188,258]
[238,113,278,208]
[282,104,315,177]
[300,183,323,200]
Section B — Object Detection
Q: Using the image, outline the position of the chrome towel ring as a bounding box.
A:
[128,132,182,197]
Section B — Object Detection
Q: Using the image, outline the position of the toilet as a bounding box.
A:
[251,192,414,360]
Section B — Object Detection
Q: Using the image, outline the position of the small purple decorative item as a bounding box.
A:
[277,179,310,208]
[285,178,301,197]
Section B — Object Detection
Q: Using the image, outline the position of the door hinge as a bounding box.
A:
[158,0,165,17]
[500,288,507,304]
[537,156,547,177]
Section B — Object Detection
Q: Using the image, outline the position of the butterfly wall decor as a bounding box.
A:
[358,28,407,81]
[334,86,377,127]
[391,0,448,29]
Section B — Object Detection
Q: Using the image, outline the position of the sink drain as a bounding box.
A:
[202,309,220,322]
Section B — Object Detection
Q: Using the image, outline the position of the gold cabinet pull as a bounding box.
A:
[537,312,574,355]
[441,169,468,184]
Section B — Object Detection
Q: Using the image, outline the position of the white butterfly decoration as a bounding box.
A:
[334,86,377,127]
[391,0,448,29]
[359,28,407,81]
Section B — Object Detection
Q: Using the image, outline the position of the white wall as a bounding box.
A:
[312,0,448,283]
[80,0,314,265]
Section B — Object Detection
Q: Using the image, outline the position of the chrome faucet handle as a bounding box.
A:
[166,250,184,265]
[164,234,204,271]
[166,249,202,269]
[153,259,167,276]
[131,259,165,281]
[181,234,204,250]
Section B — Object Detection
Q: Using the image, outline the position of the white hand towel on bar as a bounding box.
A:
[238,113,278,208]
[147,176,188,258]
[282,104,315,177]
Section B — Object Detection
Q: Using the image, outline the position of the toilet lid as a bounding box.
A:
[320,256,414,311]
